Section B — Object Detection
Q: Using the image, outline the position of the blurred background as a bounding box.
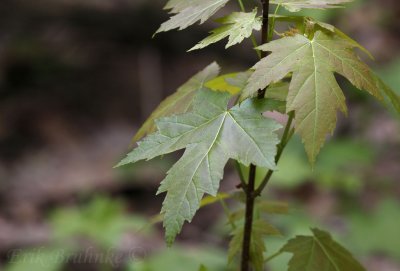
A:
[0,0,399,270]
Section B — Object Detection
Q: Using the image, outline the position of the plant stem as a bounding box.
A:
[260,0,270,54]
[241,164,256,271]
[264,250,283,263]
[239,113,294,270]
[237,0,246,11]
[237,0,261,58]
[241,3,271,270]
[258,0,270,98]
[268,4,281,42]
[254,111,295,196]
[235,161,248,191]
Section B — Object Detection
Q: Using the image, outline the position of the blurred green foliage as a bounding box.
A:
[126,246,228,271]
[4,248,68,271]
[345,199,400,260]
[51,196,150,248]
[241,136,375,192]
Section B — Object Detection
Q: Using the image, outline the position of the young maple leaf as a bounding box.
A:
[156,0,230,34]
[189,9,262,51]
[117,90,281,245]
[281,228,366,271]
[243,30,399,164]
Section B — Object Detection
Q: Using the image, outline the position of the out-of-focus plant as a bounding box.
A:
[51,196,150,248]
[4,196,150,271]
[117,0,400,270]
[126,246,228,271]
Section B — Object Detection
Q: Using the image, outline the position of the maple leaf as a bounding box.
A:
[243,30,397,164]
[190,9,262,51]
[117,90,281,244]
[281,228,366,271]
[156,0,230,34]
[270,0,353,12]
[133,62,220,142]
[164,0,194,13]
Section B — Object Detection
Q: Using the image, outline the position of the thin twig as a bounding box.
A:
[258,0,270,98]
[219,197,237,230]
[254,111,295,196]
[237,0,261,58]
[240,164,256,271]
[241,3,270,270]
[235,161,248,192]
[264,250,283,263]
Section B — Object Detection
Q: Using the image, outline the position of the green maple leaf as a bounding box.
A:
[164,0,195,13]
[270,0,353,12]
[190,9,262,51]
[243,30,399,164]
[133,62,220,142]
[156,0,230,34]
[281,228,366,271]
[269,15,373,58]
[228,219,281,271]
[117,90,281,244]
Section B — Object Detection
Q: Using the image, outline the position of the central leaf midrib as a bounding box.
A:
[171,112,228,222]
[313,236,341,271]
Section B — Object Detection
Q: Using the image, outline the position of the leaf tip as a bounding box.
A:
[113,159,127,168]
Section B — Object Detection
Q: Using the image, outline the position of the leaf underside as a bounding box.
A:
[133,62,220,142]
[190,9,262,51]
[156,0,230,34]
[281,228,366,271]
[243,30,397,164]
[118,90,281,245]
[270,0,353,12]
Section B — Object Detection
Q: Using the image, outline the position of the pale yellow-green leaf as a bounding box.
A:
[200,193,231,207]
[190,9,261,51]
[164,0,195,13]
[156,0,230,34]
[205,73,244,95]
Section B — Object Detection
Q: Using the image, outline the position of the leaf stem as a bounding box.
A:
[258,0,270,98]
[254,111,295,196]
[241,164,256,271]
[237,0,261,58]
[219,197,237,230]
[237,0,246,11]
[268,4,281,42]
[264,250,283,263]
[235,161,248,191]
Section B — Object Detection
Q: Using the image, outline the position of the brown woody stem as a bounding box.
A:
[240,2,270,271]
